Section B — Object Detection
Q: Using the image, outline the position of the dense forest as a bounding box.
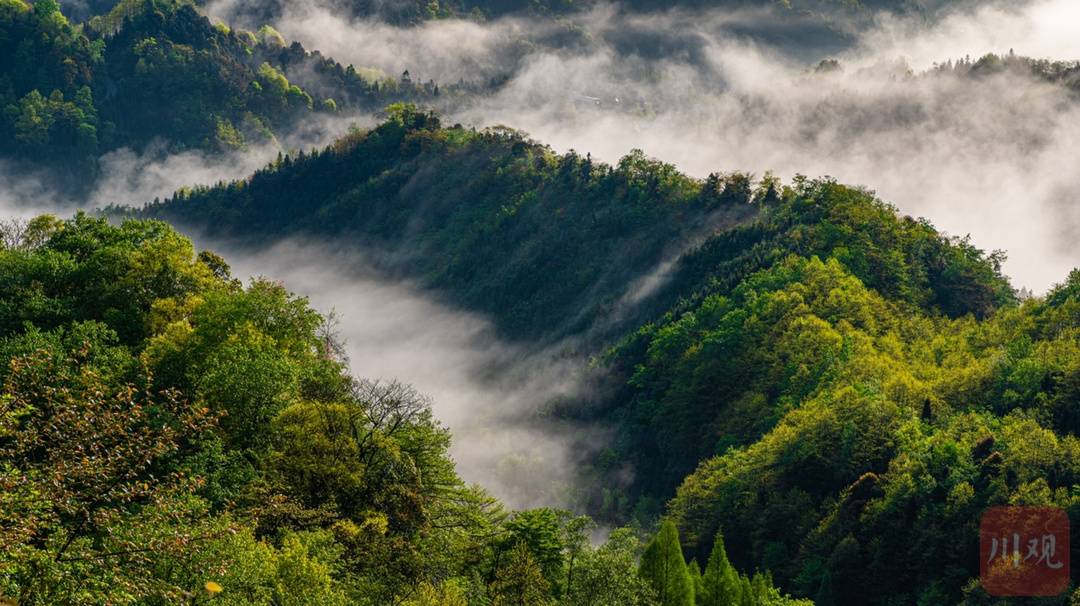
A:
[0,0,448,178]
[137,108,1080,604]
[0,213,809,605]
[3,0,1080,603]
[141,106,1013,341]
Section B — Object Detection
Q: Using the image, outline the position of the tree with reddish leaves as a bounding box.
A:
[0,343,216,603]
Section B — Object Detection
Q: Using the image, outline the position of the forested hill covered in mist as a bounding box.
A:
[4,0,1080,602]
[3,111,1079,606]
[0,0,442,177]
[137,108,1080,605]
[143,105,1014,341]
[1,0,893,176]
[0,213,816,605]
[8,0,1080,195]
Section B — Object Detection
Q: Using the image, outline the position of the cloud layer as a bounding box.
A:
[207,0,1080,291]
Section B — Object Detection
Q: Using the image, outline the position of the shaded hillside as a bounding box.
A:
[142,105,763,342]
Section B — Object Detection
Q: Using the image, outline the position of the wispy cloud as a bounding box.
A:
[0,112,370,218]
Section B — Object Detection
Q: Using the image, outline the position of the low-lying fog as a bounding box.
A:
[216,240,596,509]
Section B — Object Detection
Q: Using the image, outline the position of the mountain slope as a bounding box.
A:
[663,263,1080,604]
[135,112,1080,604]
[0,212,816,605]
[143,105,762,342]
[142,107,1011,342]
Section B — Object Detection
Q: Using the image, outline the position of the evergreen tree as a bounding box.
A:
[737,574,755,606]
[639,521,694,606]
[699,530,741,606]
[688,560,704,602]
[751,572,770,603]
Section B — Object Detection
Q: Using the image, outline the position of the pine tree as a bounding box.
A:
[638,521,694,606]
[689,560,704,601]
[737,574,754,606]
[699,530,741,606]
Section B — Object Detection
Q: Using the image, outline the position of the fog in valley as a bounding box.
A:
[2,167,599,506]
[0,111,370,219]
[215,239,598,509]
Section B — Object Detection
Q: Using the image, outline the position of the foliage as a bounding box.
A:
[639,521,694,606]
[699,530,740,606]
[564,528,657,606]
[145,111,1012,347]
[141,113,1078,606]
[7,98,1079,606]
[0,0,444,173]
[0,216,480,603]
[661,262,1080,605]
[3,213,806,606]
[143,114,1021,536]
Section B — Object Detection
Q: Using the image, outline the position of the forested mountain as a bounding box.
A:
[0,213,810,605]
[6,0,1074,189]
[0,0,443,178]
[137,108,1080,604]
[3,0,1080,601]
[141,106,760,342]
[141,105,1011,341]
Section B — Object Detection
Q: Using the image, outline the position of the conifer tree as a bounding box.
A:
[737,574,754,606]
[699,529,741,606]
[639,521,694,606]
[689,560,704,601]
